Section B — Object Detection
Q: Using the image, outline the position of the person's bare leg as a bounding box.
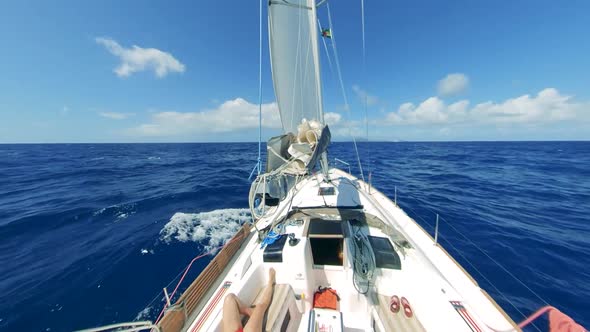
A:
[244,268,276,332]
[223,293,252,332]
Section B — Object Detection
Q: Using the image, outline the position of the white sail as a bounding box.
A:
[269,0,324,134]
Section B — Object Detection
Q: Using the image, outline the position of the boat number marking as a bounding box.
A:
[450,300,482,332]
[191,281,232,332]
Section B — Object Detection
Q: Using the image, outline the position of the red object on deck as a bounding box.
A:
[389,295,400,313]
[401,297,414,318]
[518,306,585,332]
[313,287,340,310]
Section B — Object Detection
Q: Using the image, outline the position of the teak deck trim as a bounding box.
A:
[158,223,252,332]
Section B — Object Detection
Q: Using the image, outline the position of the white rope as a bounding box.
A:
[249,151,309,220]
[348,221,376,294]
[326,2,365,182]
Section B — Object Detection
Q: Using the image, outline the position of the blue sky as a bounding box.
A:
[0,0,589,143]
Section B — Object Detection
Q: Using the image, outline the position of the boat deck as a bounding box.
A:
[159,168,518,332]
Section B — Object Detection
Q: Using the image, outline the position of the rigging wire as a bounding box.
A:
[326,2,365,181]
[438,236,543,332]
[396,189,546,331]
[153,233,247,325]
[397,200,541,332]
[360,0,371,187]
[135,267,185,322]
[249,0,264,180]
[360,0,366,74]
[439,214,551,306]
[257,0,263,175]
[399,188,551,307]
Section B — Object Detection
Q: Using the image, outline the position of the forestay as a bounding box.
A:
[269,0,324,134]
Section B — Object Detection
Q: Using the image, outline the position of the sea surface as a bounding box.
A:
[0,142,588,331]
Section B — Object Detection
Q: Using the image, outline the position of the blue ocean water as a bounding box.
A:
[0,142,588,331]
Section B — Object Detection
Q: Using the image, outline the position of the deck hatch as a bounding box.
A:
[310,238,343,266]
[308,219,343,236]
[368,236,401,270]
[318,187,335,195]
[263,234,288,262]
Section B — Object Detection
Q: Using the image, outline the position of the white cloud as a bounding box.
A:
[127,98,281,137]
[324,112,342,126]
[352,85,379,106]
[385,88,585,125]
[328,117,364,139]
[469,88,578,123]
[99,112,134,120]
[387,97,449,124]
[437,73,469,96]
[95,37,185,78]
[339,124,365,139]
[122,88,586,142]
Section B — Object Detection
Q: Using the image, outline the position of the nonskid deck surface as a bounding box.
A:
[174,169,516,332]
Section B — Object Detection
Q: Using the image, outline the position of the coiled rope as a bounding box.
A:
[348,221,375,294]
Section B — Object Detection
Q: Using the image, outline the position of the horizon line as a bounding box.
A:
[0,139,588,144]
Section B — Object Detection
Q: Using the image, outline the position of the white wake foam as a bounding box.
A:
[93,203,137,221]
[159,208,251,250]
[135,306,153,321]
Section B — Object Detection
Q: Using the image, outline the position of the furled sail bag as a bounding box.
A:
[265,119,331,175]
